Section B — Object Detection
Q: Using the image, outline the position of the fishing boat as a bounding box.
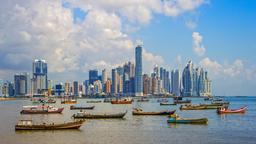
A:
[111,98,133,104]
[132,108,175,115]
[70,105,95,110]
[167,114,208,124]
[173,96,183,101]
[20,105,64,114]
[103,98,112,103]
[46,99,56,104]
[15,120,85,130]
[157,98,168,103]
[160,102,176,106]
[61,96,77,104]
[180,104,206,110]
[212,98,223,101]
[72,111,127,119]
[217,106,247,114]
[174,99,191,104]
[86,100,102,103]
[199,104,222,109]
[211,101,230,105]
[137,97,150,102]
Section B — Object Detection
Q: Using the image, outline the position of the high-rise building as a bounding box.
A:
[111,69,117,94]
[143,74,151,95]
[102,69,108,84]
[32,59,47,94]
[64,82,70,95]
[73,81,79,96]
[105,79,111,94]
[89,70,98,85]
[14,73,30,96]
[55,83,64,96]
[171,69,181,96]
[135,45,143,96]
[182,60,194,96]
[8,82,15,97]
[0,79,3,96]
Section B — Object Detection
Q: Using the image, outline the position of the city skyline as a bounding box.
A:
[0,0,255,96]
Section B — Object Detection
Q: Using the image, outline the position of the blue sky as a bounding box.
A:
[0,0,255,96]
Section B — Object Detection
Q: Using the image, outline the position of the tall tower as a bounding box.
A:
[32,59,47,94]
[182,60,193,96]
[171,69,181,96]
[135,45,143,96]
[111,69,117,94]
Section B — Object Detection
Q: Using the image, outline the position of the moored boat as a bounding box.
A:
[61,99,77,104]
[167,114,208,124]
[111,98,133,104]
[132,108,175,115]
[180,104,206,110]
[86,100,102,103]
[211,101,230,105]
[70,105,95,110]
[20,105,64,114]
[217,106,247,114]
[15,120,85,130]
[46,99,56,104]
[160,102,176,106]
[157,98,168,103]
[137,97,150,102]
[174,99,191,104]
[72,111,127,119]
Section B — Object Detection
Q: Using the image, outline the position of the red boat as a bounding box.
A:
[20,106,64,114]
[111,98,132,104]
[217,106,247,114]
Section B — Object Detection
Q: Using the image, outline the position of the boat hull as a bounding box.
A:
[132,110,175,115]
[70,106,95,110]
[167,118,208,124]
[73,111,127,119]
[20,108,64,114]
[160,103,176,106]
[217,107,247,114]
[111,100,132,104]
[15,121,84,130]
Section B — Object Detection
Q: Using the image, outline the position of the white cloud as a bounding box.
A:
[185,20,197,29]
[0,0,207,81]
[192,32,206,56]
[199,57,246,78]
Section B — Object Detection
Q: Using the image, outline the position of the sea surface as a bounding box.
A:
[0,96,255,144]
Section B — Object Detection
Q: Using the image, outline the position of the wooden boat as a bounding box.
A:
[157,99,168,103]
[15,120,85,130]
[46,99,56,104]
[86,100,102,103]
[111,98,132,104]
[174,99,191,104]
[180,104,206,110]
[200,104,222,109]
[132,108,175,115]
[160,102,176,106]
[167,114,208,124]
[204,97,213,101]
[20,106,64,114]
[103,98,112,103]
[173,96,183,101]
[211,101,230,105]
[72,111,127,119]
[70,105,95,110]
[137,98,150,102]
[61,99,77,104]
[212,98,223,101]
[217,106,247,114]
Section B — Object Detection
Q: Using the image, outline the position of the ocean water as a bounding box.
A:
[0,96,255,144]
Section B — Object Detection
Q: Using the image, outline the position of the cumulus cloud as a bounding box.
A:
[199,57,246,78]
[0,0,207,81]
[192,32,206,56]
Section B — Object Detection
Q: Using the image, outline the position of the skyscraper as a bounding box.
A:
[32,59,47,94]
[171,69,181,96]
[14,73,30,96]
[89,70,98,85]
[135,45,143,96]
[102,69,108,84]
[182,60,193,96]
[111,69,117,94]
[73,81,79,96]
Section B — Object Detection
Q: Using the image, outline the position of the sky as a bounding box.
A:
[0,0,255,96]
